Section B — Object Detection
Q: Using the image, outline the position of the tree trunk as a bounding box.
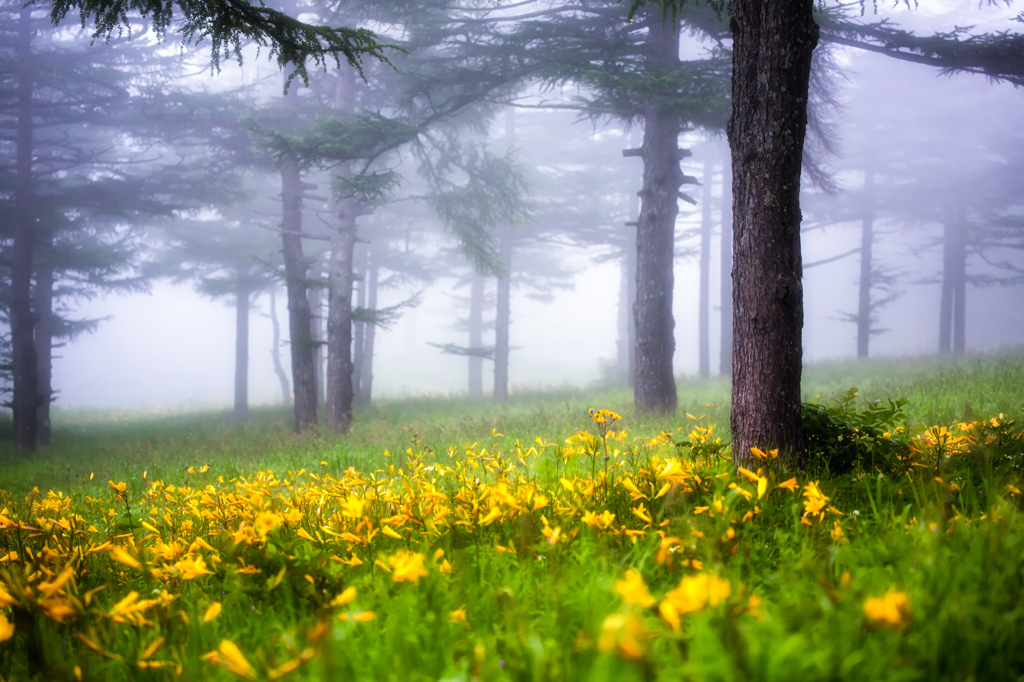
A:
[12,6,38,452]
[234,271,250,417]
[357,248,379,404]
[728,0,818,467]
[698,157,713,379]
[468,274,485,397]
[309,257,324,406]
[719,145,733,377]
[856,170,875,358]
[493,224,512,404]
[633,11,683,415]
[352,249,367,400]
[326,197,357,432]
[34,229,54,447]
[938,204,955,355]
[952,203,967,356]
[269,288,291,404]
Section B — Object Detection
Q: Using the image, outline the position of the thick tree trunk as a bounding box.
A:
[12,6,38,452]
[281,163,317,431]
[952,203,967,356]
[728,0,817,467]
[938,205,955,355]
[719,146,733,377]
[34,231,54,447]
[309,257,324,405]
[633,12,683,414]
[326,197,357,432]
[493,224,512,404]
[357,248,379,404]
[234,272,250,417]
[269,289,291,403]
[468,274,485,397]
[698,157,713,379]
[856,170,875,358]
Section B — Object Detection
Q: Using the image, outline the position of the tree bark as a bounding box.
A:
[698,157,713,379]
[952,203,967,356]
[493,224,512,404]
[938,204,955,355]
[326,197,357,432]
[633,11,683,415]
[719,145,733,377]
[856,169,874,358]
[269,288,291,404]
[728,0,818,467]
[357,247,379,403]
[468,274,485,397]
[234,270,250,417]
[34,229,54,447]
[309,256,325,406]
[352,249,367,400]
[12,6,38,452]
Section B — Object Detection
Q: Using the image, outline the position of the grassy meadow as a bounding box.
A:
[1,350,1023,680]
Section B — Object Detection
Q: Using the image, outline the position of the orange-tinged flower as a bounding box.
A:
[864,590,912,630]
[109,545,141,569]
[108,481,127,495]
[202,640,256,679]
[175,555,213,580]
[388,550,428,584]
[777,477,800,492]
[254,512,280,537]
[203,602,222,623]
[0,613,14,642]
[330,587,356,608]
[616,569,655,608]
[597,612,647,662]
[659,573,731,630]
[338,611,375,622]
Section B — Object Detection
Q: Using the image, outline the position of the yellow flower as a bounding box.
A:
[175,555,214,580]
[203,602,222,623]
[201,640,256,679]
[659,573,731,630]
[330,587,356,608]
[338,611,375,622]
[254,512,280,537]
[864,590,912,630]
[109,545,141,569]
[388,550,428,584]
[0,613,14,642]
[616,569,655,608]
[597,612,647,662]
[449,605,469,627]
[802,480,829,519]
[108,480,127,495]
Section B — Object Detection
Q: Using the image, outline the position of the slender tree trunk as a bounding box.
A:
[493,107,516,404]
[856,169,875,358]
[12,6,38,451]
[326,198,357,432]
[34,230,54,447]
[234,271,250,417]
[468,274,485,397]
[358,248,379,403]
[952,203,967,356]
[938,205,955,355]
[352,250,367,400]
[618,137,640,387]
[719,145,733,376]
[269,289,291,404]
[493,225,512,404]
[728,0,817,467]
[632,11,683,414]
[698,157,713,379]
[309,257,324,405]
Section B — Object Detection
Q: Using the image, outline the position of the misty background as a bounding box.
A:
[12,0,1023,411]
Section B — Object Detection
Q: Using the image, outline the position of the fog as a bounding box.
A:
[6,0,1022,412]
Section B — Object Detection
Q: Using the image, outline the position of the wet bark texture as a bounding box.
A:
[468,275,485,397]
[856,170,874,358]
[234,271,250,416]
[719,148,733,376]
[728,0,818,466]
[12,6,38,451]
[633,12,683,415]
[698,158,713,379]
[281,161,317,429]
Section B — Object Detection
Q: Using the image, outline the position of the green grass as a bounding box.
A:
[0,350,1022,681]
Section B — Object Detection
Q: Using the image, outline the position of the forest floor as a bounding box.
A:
[1,349,1023,680]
